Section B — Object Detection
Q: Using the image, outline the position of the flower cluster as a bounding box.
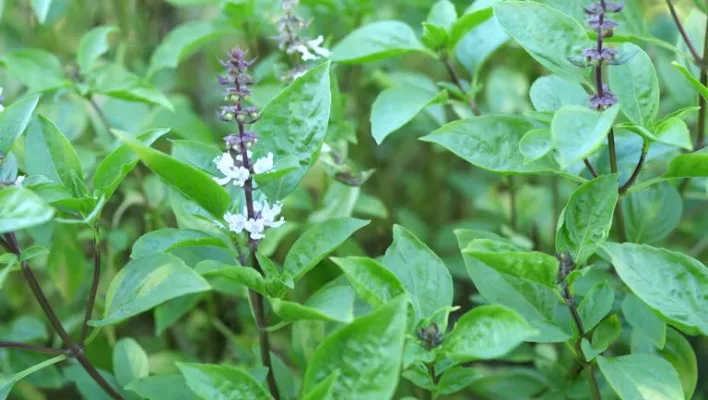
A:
[274,0,330,80]
[584,0,624,110]
[224,201,285,240]
[214,48,284,242]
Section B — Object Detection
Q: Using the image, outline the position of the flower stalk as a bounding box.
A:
[214,47,281,400]
[582,0,628,241]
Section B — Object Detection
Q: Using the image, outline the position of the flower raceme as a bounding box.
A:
[213,47,284,242]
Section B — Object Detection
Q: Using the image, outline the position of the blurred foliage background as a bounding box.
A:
[0,0,706,398]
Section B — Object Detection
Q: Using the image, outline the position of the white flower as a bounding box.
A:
[244,218,266,240]
[307,36,330,58]
[296,44,317,61]
[321,143,332,153]
[213,152,250,187]
[253,152,274,174]
[13,176,25,186]
[256,200,285,228]
[295,36,330,62]
[224,211,246,233]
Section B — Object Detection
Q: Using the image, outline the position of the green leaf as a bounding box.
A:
[602,243,708,336]
[622,293,666,349]
[581,314,620,361]
[0,355,65,399]
[1,316,47,342]
[331,21,431,63]
[664,147,708,178]
[177,363,273,400]
[519,128,552,164]
[448,7,494,48]
[0,49,69,92]
[113,338,149,387]
[77,26,118,74]
[427,0,457,29]
[0,186,54,234]
[88,64,173,110]
[493,1,592,83]
[93,128,169,199]
[331,256,406,308]
[19,246,48,262]
[434,366,483,396]
[421,115,556,175]
[529,75,588,112]
[132,228,227,259]
[422,22,449,50]
[302,371,339,400]
[147,21,226,78]
[63,362,123,400]
[577,281,614,332]
[30,0,51,23]
[672,61,708,101]
[660,328,697,399]
[598,354,683,400]
[154,294,203,335]
[252,61,331,200]
[283,217,368,281]
[90,253,211,327]
[25,116,83,194]
[117,131,230,219]
[269,285,355,323]
[0,95,40,154]
[382,225,453,322]
[608,44,660,126]
[441,304,537,363]
[460,237,572,343]
[556,174,619,264]
[196,261,267,296]
[455,0,509,75]
[622,183,682,244]
[126,375,198,400]
[462,251,558,286]
[302,297,408,398]
[371,87,447,144]
[551,105,620,168]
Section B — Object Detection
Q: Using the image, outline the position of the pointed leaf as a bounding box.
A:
[603,243,708,336]
[556,174,619,265]
[302,297,408,398]
[598,354,683,400]
[90,253,211,327]
[441,305,537,363]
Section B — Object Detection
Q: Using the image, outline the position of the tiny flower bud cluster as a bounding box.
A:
[274,0,330,80]
[583,0,624,110]
[214,48,284,242]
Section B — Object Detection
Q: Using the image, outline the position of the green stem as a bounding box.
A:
[507,176,518,231]
[80,225,101,345]
[5,233,124,400]
[588,364,602,400]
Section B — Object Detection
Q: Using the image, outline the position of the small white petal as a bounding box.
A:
[213,176,231,186]
[253,152,274,174]
[13,176,25,186]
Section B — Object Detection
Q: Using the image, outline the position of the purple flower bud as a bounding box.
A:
[586,14,618,31]
[582,47,618,61]
[589,87,618,110]
[584,1,624,14]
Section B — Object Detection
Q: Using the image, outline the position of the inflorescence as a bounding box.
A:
[274,0,330,80]
[569,1,625,110]
[213,48,284,242]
